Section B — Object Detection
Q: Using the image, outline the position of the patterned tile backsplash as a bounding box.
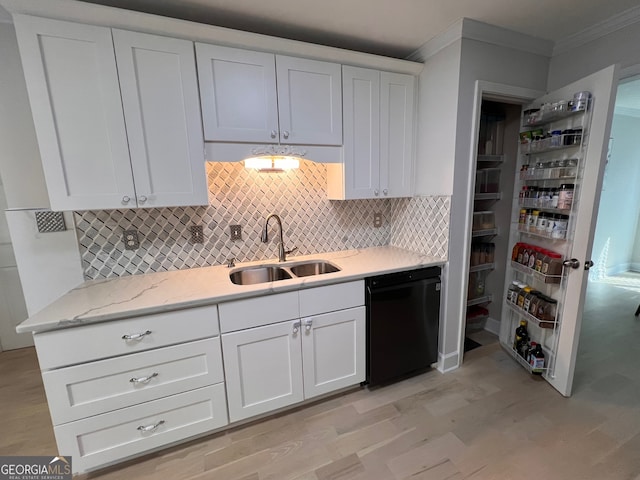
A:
[75,161,450,280]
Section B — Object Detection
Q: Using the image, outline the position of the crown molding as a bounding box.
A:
[553,4,640,56]
[409,17,553,62]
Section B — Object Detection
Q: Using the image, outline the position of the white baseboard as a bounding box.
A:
[437,351,460,373]
[484,317,500,336]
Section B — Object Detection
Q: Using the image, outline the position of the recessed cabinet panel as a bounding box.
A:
[113,30,207,208]
[196,44,279,143]
[222,320,304,422]
[276,55,343,145]
[381,72,415,198]
[302,306,366,399]
[14,15,134,210]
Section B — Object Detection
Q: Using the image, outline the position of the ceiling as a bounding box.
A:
[75,0,640,59]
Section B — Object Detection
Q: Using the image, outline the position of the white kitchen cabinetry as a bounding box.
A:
[196,43,342,146]
[327,66,415,199]
[14,15,207,211]
[34,305,227,473]
[220,281,365,423]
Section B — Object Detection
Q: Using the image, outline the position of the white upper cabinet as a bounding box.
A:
[112,29,207,208]
[327,66,415,200]
[14,15,207,210]
[14,15,134,211]
[195,44,279,144]
[196,44,342,146]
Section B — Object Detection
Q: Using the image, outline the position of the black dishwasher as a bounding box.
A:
[366,267,441,387]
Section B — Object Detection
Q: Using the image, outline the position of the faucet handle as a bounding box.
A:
[285,247,298,256]
[227,257,236,268]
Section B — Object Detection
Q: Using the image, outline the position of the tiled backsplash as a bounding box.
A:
[75,161,450,280]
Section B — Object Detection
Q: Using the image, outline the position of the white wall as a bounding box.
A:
[414,40,462,196]
[548,22,640,89]
[591,114,640,276]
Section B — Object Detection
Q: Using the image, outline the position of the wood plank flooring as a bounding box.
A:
[2,274,640,479]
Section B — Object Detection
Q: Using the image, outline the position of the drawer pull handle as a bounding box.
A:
[137,420,165,433]
[130,372,158,384]
[122,330,152,341]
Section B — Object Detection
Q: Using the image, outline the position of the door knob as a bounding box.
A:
[584,260,594,270]
[563,258,580,269]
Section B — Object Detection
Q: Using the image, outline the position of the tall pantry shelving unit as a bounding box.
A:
[499,96,593,378]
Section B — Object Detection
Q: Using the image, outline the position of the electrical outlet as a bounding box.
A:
[373,212,382,228]
[190,225,204,244]
[123,229,139,250]
[230,224,242,241]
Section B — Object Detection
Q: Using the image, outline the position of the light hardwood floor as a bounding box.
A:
[2,275,640,479]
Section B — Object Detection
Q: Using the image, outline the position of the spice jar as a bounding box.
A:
[542,251,563,277]
[557,184,574,210]
[528,209,540,231]
[552,214,569,239]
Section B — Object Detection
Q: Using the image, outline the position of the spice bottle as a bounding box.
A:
[557,184,574,210]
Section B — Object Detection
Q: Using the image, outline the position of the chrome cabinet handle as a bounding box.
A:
[137,420,165,433]
[130,372,158,384]
[304,318,313,332]
[122,196,131,204]
[293,321,301,334]
[138,195,147,204]
[270,130,278,139]
[283,130,290,139]
[122,330,152,341]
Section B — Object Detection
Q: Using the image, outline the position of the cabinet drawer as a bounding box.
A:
[54,384,228,474]
[43,338,223,425]
[218,291,298,333]
[299,280,364,317]
[35,305,219,369]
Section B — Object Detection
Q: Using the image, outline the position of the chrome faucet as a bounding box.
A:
[261,213,297,262]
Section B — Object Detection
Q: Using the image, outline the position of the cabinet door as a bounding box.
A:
[276,55,342,145]
[380,72,415,198]
[221,320,303,422]
[302,306,366,399]
[340,66,380,199]
[13,15,135,211]
[113,30,207,208]
[196,44,279,143]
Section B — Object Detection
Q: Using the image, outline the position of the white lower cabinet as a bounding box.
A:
[55,384,228,473]
[220,281,366,423]
[302,307,366,399]
[222,320,304,422]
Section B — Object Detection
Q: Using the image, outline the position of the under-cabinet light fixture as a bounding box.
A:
[243,145,305,172]
[244,156,300,172]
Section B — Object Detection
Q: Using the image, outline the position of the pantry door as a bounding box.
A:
[532,65,618,396]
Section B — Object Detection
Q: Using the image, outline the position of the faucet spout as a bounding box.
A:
[262,214,294,262]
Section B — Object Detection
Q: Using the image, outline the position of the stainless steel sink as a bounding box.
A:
[229,265,293,285]
[229,260,341,285]
[289,261,341,277]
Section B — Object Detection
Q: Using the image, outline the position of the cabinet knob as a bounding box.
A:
[292,321,300,334]
[122,196,131,204]
[270,130,277,139]
[304,318,313,332]
[383,189,388,195]
[374,190,379,196]
[138,195,148,204]
[283,130,290,139]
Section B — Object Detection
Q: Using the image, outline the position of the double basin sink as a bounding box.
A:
[230,260,341,286]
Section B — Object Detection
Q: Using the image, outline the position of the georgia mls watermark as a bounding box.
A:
[0,456,72,480]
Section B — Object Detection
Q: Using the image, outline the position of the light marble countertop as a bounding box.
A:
[17,246,445,334]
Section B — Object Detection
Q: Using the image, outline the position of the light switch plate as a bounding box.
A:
[230,225,242,241]
[123,229,139,250]
[373,212,382,228]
